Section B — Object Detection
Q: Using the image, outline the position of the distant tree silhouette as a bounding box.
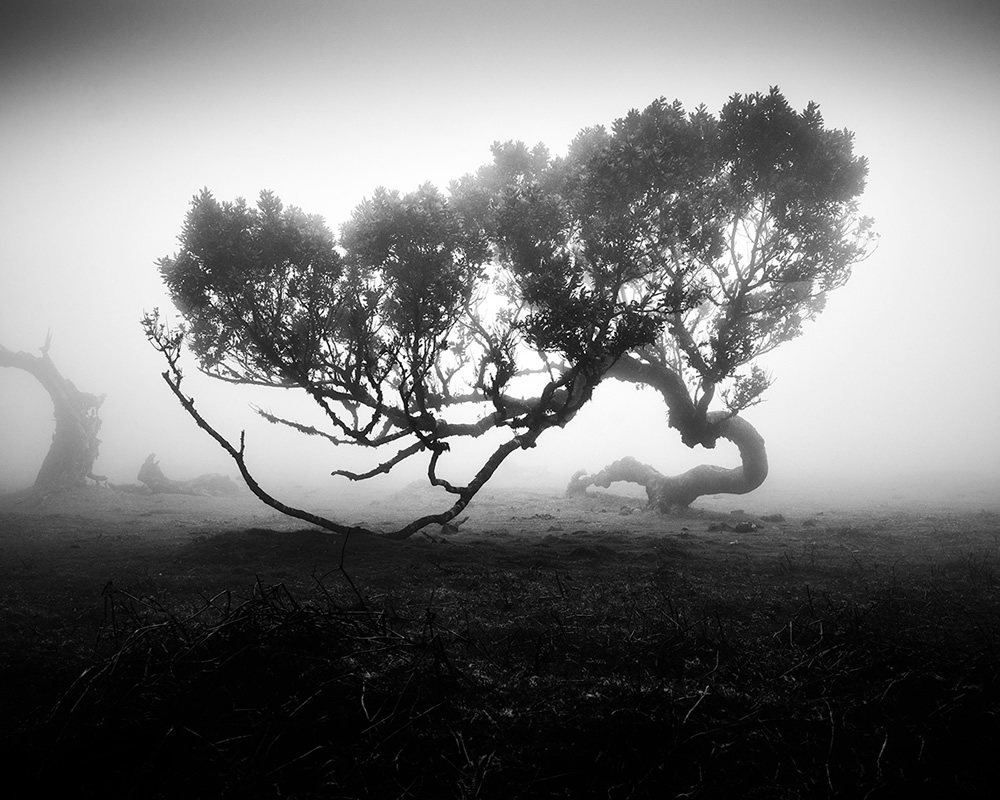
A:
[0,333,105,490]
[146,88,874,537]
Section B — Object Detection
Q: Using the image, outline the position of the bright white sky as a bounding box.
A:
[1,0,999,501]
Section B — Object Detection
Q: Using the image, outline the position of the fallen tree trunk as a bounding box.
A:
[137,453,241,496]
[567,411,768,511]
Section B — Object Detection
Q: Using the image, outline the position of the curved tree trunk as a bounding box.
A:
[0,335,105,490]
[570,350,770,511]
[567,411,768,511]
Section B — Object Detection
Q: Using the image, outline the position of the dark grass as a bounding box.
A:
[4,528,1000,799]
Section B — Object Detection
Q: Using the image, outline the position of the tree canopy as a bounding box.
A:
[145,88,874,537]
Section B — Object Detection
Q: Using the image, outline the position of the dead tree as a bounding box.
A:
[137,453,240,496]
[0,333,106,490]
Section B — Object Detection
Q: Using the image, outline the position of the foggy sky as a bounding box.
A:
[2,0,999,502]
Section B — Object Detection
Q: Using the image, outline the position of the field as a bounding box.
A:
[2,480,999,798]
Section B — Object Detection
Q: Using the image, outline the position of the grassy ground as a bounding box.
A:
[1,485,999,798]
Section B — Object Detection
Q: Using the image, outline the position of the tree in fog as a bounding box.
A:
[0,334,105,490]
[145,88,873,537]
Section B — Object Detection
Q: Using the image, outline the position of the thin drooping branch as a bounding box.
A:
[157,366,360,535]
[330,440,425,480]
[144,312,572,539]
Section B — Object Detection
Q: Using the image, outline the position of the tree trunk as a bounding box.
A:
[0,336,105,490]
[567,410,768,512]
[567,354,770,511]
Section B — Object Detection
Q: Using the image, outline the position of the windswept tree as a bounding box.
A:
[145,88,874,537]
[0,333,106,491]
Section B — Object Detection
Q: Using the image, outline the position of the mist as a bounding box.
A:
[2,0,999,513]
